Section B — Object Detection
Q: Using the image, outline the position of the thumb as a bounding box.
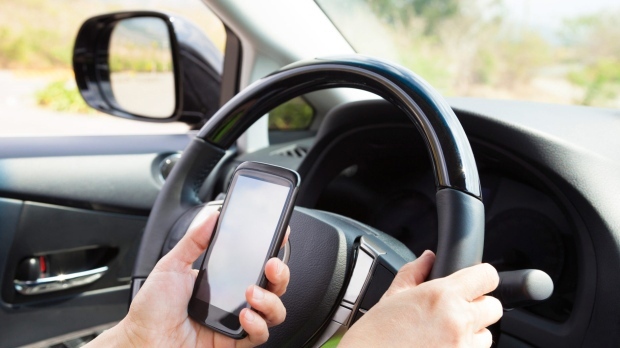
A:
[383,250,435,297]
[162,207,220,271]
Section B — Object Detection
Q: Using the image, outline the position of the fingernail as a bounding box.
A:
[421,250,432,257]
[245,309,255,322]
[276,260,283,275]
[253,285,265,300]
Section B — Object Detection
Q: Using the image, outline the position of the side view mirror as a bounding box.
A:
[73,11,223,125]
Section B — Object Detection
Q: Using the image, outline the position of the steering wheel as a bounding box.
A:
[130,56,485,347]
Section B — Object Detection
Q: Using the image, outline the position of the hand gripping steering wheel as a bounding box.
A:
[130,56,485,347]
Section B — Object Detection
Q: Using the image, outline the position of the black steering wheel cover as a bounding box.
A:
[432,189,485,279]
[133,55,484,294]
[133,138,224,277]
[198,56,480,199]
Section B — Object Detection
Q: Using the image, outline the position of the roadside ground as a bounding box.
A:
[0,70,189,136]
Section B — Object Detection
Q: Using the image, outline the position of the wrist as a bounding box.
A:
[86,318,148,347]
[116,316,152,347]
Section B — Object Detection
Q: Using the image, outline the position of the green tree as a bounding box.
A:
[268,97,314,131]
[412,0,459,35]
[561,10,620,106]
[366,0,459,35]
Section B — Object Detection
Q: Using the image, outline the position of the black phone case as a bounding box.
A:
[188,161,300,339]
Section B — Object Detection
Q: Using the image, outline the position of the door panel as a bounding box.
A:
[2,202,146,304]
[0,155,167,212]
[0,134,191,347]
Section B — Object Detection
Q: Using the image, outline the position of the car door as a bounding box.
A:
[0,2,228,346]
[0,134,193,347]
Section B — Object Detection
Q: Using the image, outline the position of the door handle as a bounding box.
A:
[14,266,108,295]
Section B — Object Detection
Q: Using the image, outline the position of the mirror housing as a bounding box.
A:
[73,11,223,124]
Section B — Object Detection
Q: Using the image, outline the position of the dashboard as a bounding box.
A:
[237,96,620,346]
[312,144,578,323]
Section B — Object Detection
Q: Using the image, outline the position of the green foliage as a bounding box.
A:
[109,56,172,73]
[366,0,459,34]
[356,0,599,102]
[568,59,620,106]
[412,0,459,35]
[561,10,620,106]
[3,0,620,111]
[366,0,416,25]
[0,25,71,69]
[109,20,174,73]
[472,48,496,85]
[35,80,94,113]
[494,30,552,87]
[268,97,315,131]
[399,50,452,93]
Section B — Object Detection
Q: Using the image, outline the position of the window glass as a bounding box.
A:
[268,97,315,131]
[317,0,620,108]
[0,0,226,136]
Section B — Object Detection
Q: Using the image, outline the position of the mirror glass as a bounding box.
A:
[109,17,175,118]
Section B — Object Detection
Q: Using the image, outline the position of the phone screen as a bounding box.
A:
[195,174,291,316]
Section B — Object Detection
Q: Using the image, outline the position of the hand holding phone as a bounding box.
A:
[188,161,299,338]
[88,204,290,347]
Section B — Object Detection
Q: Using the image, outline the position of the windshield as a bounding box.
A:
[316,0,620,108]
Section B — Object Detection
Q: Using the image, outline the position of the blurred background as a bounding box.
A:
[319,0,620,108]
[0,0,618,136]
[0,0,224,135]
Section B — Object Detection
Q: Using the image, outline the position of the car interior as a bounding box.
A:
[1,0,619,347]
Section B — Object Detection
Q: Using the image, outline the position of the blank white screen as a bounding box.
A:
[198,175,290,314]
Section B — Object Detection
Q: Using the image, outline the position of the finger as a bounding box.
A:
[246,285,286,326]
[238,308,269,347]
[472,328,493,348]
[471,295,503,330]
[449,263,500,301]
[281,226,290,249]
[163,209,219,269]
[265,258,290,297]
[384,250,435,297]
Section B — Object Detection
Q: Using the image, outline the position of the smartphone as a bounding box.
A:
[188,161,300,339]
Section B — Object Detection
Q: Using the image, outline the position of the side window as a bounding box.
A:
[0,0,226,136]
[268,97,315,131]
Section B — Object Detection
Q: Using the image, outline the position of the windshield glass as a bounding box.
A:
[316,0,620,108]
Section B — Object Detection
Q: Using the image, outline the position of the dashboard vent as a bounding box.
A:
[270,144,308,158]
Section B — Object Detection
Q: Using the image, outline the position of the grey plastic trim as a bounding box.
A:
[18,321,118,348]
[342,250,373,305]
[282,240,291,265]
[493,269,554,309]
[430,188,485,279]
[0,154,165,212]
[130,278,146,301]
[312,236,385,347]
